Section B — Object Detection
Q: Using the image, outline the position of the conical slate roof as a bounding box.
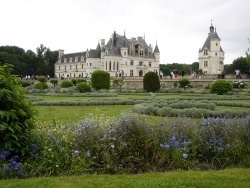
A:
[153,43,160,53]
[199,24,224,52]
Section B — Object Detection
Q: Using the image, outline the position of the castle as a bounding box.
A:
[54,31,160,78]
[198,22,224,75]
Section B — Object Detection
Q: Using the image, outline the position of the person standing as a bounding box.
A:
[181,70,185,78]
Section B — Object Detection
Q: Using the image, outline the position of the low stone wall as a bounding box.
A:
[122,76,250,89]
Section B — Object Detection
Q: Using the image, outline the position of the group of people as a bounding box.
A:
[217,70,225,79]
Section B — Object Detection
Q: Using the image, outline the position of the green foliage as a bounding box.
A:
[60,80,73,88]
[112,78,125,92]
[77,78,87,84]
[210,80,233,95]
[71,79,77,86]
[0,64,36,155]
[38,76,47,83]
[34,82,49,90]
[91,70,110,90]
[178,78,191,88]
[50,79,58,87]
[143,71,160,92]
[76,82,92,93]
[21,80,32,87]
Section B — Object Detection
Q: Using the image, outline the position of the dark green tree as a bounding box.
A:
[231,57,250,74]
[0,64,36,155]
[143,71,160,92]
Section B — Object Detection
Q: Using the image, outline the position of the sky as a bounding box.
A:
[0,0,250,65]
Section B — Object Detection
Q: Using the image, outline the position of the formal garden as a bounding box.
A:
[1,64,250,187]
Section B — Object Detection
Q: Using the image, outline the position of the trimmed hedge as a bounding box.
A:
[91,70,110,90]
[143,71,160,92]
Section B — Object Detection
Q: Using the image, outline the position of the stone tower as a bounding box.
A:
[198,22,224,75]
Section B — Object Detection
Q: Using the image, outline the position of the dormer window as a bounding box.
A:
[75,57,78,62]
[81,56,84,61]
[64,58,67,63]
[69,57,72,62]
[204,49,208,55]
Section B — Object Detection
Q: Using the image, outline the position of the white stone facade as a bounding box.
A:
[198,23,224,75]
[55,31,160,78]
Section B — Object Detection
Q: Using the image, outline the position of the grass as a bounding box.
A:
[1,168,250,188]
[34,105,133,125]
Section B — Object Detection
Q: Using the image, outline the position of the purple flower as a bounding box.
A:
[172,141,179,149]
[4,166,11,173]
[183,153,188,159]
[182,141,189,147]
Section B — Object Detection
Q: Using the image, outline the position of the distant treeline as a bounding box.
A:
[0,45,58,77]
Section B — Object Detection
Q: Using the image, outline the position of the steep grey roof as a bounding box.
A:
[60,52,86,63]
[199,25,224,52]
[153,44,160,53]
[88,48,101,58]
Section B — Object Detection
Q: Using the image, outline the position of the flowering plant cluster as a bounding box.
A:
[232,80,247,89]
[1,113,250,178]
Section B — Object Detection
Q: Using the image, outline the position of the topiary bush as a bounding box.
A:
[143,71,160,92]
[210,79,233,95]
[76,82,92,93]
[0,64,36,156]
[38,76,47,84]
[60,80,73,88]
[50,79,58,87]
[34,82,49,90]
[178,78,191,88]
[91,70,110,90]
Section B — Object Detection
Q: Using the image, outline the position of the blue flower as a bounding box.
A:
[163,142,170,150]
[226,144,231,149]
[183,153,188,159]
[172,141,179,149]
[218,147,224,153]
[4,166,11,173]
[72,150,80,157]
[182,141,189,147]
[86,151,91,157]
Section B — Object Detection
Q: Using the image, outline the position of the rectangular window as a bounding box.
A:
[130,70,133,76]
[215,53,217,56]
[204,49,208,55]
[204,61,208,67]
[90,63,92,66]
[82,64,83,69]
[59,66,60,70]
[124,52,126,55]
[130,60,134,65]
[149,62,151,67]
[139,61,143,66]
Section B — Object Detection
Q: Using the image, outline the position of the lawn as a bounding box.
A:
[1,168,250,188]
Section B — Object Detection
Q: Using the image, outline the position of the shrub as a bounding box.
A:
[38,76,47,84]
[91,70,110,90]
[60,80,73,88]
[112,78,125,92]
[76,82,92,93]
[77,78,87,84]
[34,82,48,90]
[210,80,233,95]
[0,64,36,156]
[178,78,191,88]
[50,79,58,87]
[71,79,77,86]
[143,71,160,92]
[21,80,32,87]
